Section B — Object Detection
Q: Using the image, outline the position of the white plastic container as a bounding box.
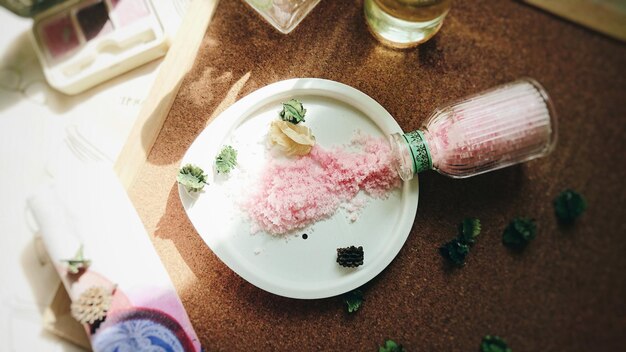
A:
[31,0,168,95]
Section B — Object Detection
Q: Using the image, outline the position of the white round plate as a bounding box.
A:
[178,78,418,299]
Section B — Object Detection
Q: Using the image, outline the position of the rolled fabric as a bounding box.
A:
[28,165,201,352]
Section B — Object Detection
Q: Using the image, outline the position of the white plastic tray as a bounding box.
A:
[179,78,418,299]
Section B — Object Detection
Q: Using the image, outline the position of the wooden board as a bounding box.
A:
[42,1,219,348]
[524,0,626,42]
[114,0,220,190]
[42,284,91,350]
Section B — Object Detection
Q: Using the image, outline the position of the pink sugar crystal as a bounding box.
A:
[241,135,401,235]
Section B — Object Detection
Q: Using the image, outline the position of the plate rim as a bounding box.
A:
[179,78,419,299]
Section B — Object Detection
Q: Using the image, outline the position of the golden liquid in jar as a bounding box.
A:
[374,0,452,22]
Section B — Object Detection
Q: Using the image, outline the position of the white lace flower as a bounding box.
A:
[71,286,112,324]
[269,120,315,156]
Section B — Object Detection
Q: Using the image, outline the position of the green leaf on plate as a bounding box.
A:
[215,145,238,174]
[178,164,208,192]
[279,99,307,124]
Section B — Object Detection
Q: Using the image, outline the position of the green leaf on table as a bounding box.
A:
[279,99,307,124]
[458,217,481,246]
[215,145,238,174]
[553,189,587,224]
[177,164,208,192]
[61,244,91,274]
[480,335,512,352]
[379,339,406,352]
[440,217,481,266]
[502,218,537,248]
[440,239,470,266]
[343,289,363,313]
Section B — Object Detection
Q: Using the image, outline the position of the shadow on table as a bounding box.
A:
[154,164,526,321]
[141,0,447,168]
[415,165,527,272]
[0,31,65,113]
[19,237,88,351]
[154,182,380,321]
[0,31,159,114]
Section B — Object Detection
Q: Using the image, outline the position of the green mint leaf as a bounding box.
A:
[481,335,512,352]
[458,218,481,245]
[440,218,481,267]
[553,189,587,224]
[440,239,470,266]
[502,218,537,248]
[177,164,208,192]
[279,99,306,124]
[215,145,238,174]
[343,289,363,313]
[379,339,405,352]
[61,244,91,274]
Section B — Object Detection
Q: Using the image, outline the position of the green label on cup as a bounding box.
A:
[403,130,432,174]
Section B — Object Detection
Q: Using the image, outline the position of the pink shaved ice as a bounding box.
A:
[241,134,401,235]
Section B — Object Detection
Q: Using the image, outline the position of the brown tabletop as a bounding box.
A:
[127,1,626,350]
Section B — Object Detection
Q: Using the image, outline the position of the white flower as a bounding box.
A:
[268,120,315,156]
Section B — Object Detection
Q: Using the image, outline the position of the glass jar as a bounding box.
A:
[390,78,558,179]
[244,0,320,34]
[364,0,451,48]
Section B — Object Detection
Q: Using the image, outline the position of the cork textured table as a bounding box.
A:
[126,1,626,350]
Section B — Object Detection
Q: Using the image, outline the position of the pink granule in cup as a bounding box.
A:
[241,134,401,235]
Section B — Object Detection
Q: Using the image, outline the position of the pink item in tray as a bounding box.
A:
[242,134,401,235]
[76,0,114,41]
[39,13,80,59]
[110,0,151,27]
